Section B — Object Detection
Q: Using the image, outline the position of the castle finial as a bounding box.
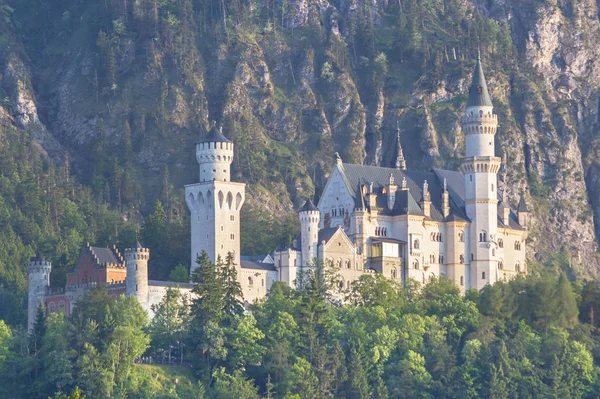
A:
[389,173,394,185]
[335,152,342,165]
[395,122,406,170]
[443,178,447,191]
[402,176,407,189]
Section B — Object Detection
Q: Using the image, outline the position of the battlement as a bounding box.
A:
[27,261,51,274]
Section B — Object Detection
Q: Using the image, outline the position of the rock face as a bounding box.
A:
[2,0,600,270]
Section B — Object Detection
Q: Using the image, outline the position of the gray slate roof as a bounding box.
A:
[241,260,276,271]
[300,198,318,212]
[90,247,121,265]
[338,163,469,222]
[518,194,529,212]
[198,126,232,143]
[318,227,341,244]
[467,58,493,107]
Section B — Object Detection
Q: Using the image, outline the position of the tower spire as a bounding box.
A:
[395,122,406,170]
[467,55,492,108]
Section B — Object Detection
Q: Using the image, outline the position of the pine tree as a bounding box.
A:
[220,252,244,322]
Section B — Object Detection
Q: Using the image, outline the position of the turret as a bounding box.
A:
[125,241,150,312]
[196,125,234,182]
[386,174,397,210]
[299,199,320,266]
[27,254,51,331]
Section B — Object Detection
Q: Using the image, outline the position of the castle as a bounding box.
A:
[28,57,529,330]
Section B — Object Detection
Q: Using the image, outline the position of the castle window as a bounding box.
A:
[136,265,138,271]
[413,260,420,270]
[460,276,464,286]
[516,263,521,273]
[491,184,494,192]
[49,303,55,313]
[413,239,420,249]
[499,261,504,270]
[498,239,503,248]
[59,302,65,311]
[262,279,265,287]
[492,249,495,256]
[339,280,345,289]
[230,234,235,240]
[439,255,444,264]
[248,277,253,286]
[459,254,464,264]
[479,231,487,242]
[470,175,473,182]
[221,225,224,231]
[391,268,397,279]
[293,259,297,266]
[230,215,235,221]
[345,260,351,269]
[482,272,486,280]
[471,253,474,261]
[514,241,521,251]
[136,284,138,291]
[458,232,464,242]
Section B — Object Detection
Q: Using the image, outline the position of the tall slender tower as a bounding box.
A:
[185,125,246,275]
[299,198,320,266]
[125,241,150,311]
[27,254,51,331]
[460,55,500,290]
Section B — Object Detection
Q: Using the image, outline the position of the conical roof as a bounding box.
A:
[518,194,529,212]
[354,182,366,209]
[467,56,493,108]
[300,198,318,212]
[198,125,231,143]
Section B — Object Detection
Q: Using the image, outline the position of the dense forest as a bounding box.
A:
[2,254,600,398]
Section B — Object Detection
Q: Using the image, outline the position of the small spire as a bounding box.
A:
[443,177,447,191]
[355,182,366,210]
[395,122,406,170]
[422,180,430,201]
[402,176,407,189]
[518,193,529,213]
[467,55,493,108]
[389,173,395,185]
[300,198,318,213]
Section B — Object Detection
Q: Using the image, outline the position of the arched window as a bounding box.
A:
[479,231,487,242]
[339,280,345,289]
[460,276,464,286]
[498,239,504,248]
[345,260,351,269]
[514,241,521,251]
[516,262,521,273]
[499,261,504,270]
[459,254,464,264]
[439,233,443,242]
[458,232,464,242]
[414,239,420,249]
[248,277,254,286]
[482,272,486,280]
[59,302,65,312]
[391,268,397,279]
[439,255,444,264]
[49,303,55,313]
[413,260,420,270]
[337,259,343,269]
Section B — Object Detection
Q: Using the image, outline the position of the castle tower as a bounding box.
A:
[299,198,320,266]
[27,254,51,331]
[125,241,150,311]
[185,125,246,275]
[460,54,501,290]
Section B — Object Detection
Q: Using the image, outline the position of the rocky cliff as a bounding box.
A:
[0,0,599,271]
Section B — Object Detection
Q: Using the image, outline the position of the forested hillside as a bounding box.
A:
[3,259,600,398]
[0,0,599,326]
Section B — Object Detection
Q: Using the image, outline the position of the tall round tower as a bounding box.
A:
[460,54,501,290]
[196,125,234,182]
[299,198,320,266]
[27,254,51,331]
[125,241,150,311]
